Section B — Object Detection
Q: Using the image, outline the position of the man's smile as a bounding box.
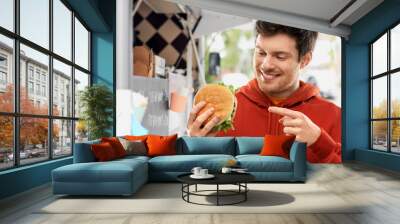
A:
[260,70,281,81]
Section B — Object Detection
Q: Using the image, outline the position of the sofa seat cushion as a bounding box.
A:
[176,137,236,155]
[53,159,147,183]
[236,155,293,172]
[149,154,235,172]
[116,155,150,163]
[236,137,263,155]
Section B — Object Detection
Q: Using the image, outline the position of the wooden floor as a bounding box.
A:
[1,162,400,224]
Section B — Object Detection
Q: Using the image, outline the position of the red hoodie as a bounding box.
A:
[217,79,342,163]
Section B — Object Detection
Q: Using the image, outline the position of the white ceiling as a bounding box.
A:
[224,0,353,23]
[165,0,384,38]
[192,10,252,38]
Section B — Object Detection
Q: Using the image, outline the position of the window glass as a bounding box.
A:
[53,119,72,158]
[20,44,49,115]
[0,116,13,170]
[0,34,14,113]
[391,24,400,70]
[391,120,400,153]
[75,120,88,143]
[391,72,400,118]
[372,121,388,151]
[372,77,387,119]
[74,18,89,70]
[53,59,72,117]
[20,0,49,49]
[0,0,14,31]
[20,117,49,165]
[372,34,387,76]
[53,0,72,60]
[74,69,89,118]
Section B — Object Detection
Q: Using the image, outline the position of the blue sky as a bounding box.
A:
[0,0,89,72]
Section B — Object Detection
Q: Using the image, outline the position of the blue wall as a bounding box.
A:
[0,158,72,199]
[0,0,115,200]
[91,0,116,135]
[344,0,400,170]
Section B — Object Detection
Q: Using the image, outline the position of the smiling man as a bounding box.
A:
[187,21,341,163]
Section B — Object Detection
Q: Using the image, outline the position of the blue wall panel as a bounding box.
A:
[345,0,400,170]
[0,158,72,199]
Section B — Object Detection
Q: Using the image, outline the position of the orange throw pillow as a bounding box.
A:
[124,135,148,142]
[91,142,117,161]
[146,134,178,157]
[260,135,296,159]
[101,137,127,158]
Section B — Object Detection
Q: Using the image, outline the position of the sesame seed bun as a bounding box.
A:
[194,84,236,131]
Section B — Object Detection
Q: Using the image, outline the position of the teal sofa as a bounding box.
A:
[52,137,306,196]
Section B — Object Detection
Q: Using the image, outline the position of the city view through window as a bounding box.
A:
[0,0,91,170]
[371,23,400,153]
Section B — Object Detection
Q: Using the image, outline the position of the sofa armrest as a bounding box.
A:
[289,141,307,181]
[73,140,99,163]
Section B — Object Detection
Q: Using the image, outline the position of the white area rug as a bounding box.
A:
[38,183,362,214]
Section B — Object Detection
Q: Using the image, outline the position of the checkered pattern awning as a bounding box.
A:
[134,3,190,70]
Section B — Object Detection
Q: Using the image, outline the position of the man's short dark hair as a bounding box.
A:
[255,21,318,59]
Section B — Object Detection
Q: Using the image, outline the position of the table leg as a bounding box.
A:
[187,184,190,202]
[217,184,219,206]
[245,183,247,201]
[195,184,197,192]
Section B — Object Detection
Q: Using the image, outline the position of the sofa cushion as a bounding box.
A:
[236,137,264,155]
[118,138,147,156]
[260,135,295,159]
[147,134,178,157]
[101,137,127,158]
[91,142,118,161]
[52,159,147,183]
[177,136,235,155]
[148,154,235,172]
[236,155,293,172]
[124,135,148,142]
[73,140,100,163]
[114,155,150,163]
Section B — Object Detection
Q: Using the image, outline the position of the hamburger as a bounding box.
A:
[194,83,237,133]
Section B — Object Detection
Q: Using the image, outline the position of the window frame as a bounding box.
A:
[0,0,92,171]
[370,20,400,154]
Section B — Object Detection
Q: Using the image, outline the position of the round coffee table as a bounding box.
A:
[177,173,255,206]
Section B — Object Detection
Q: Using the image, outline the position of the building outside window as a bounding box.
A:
[0,71,6,84]
[28,81,34,94]
[0,0,91,170]
[42,85,46,97]
[0,54,7,90]
[0,54,7,67]
[35,70,40,81]
[41,73,46,83]
[28,67,34,80]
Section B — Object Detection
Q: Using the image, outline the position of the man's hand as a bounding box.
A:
[268,106,321,146]
[187,101,220,137]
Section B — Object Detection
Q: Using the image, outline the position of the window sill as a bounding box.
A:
[0,156,72,176]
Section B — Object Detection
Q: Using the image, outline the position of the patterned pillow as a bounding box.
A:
[118,137,147,156]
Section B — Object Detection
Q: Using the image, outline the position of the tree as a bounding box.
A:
[204,28,254,84]
[372,99,387,139]
[79,84,113,140]
[372,99,400,143]
[0,84,59,151]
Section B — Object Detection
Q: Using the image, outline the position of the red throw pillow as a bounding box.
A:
[101,137,127,158]
[259,135,296,159]
[146,134,178,157]
[91,142,117,161]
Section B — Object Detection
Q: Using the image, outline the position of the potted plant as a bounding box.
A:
[79,84,113,140]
